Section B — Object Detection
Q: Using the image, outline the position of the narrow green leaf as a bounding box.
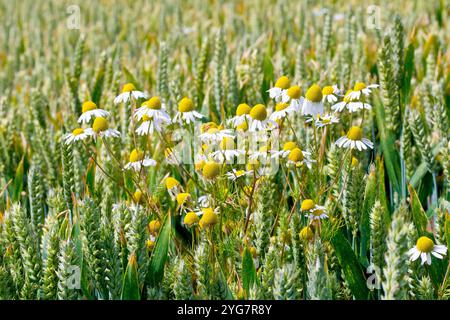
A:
[217,266,234,300]
[12,156,24,201]
[374,96,401,195]
[408,185,428,235]
[121,255,141,300]
[146,214,171,286]
[241,247,256,295]
[402,43,415,105]
[85,158,96,195]
[331,232,369,300]
[376,157,390,222]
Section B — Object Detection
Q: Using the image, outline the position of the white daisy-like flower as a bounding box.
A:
[331,90,372,113]
[249,104,275,132]
[268,76,291,102]
[227,103,252,128]
[91,117,120,139]
[198,195,212,208]
[408,236,447,265]
[335,126,374,151]
[286,147,315,169]
[270,141,298,159]
[347,82,379,100]
[305,114,340,128]
[197,207,220,228]
[306,205,328,220]
[199,127,234,143]
[173,97,203,124]
[281,85,305,112]
[165,177,182,198]
[124,149,157,171]
[269,102,296,121]
[78,101,110,124]
[322,85,341,104]
[134,96,171,123]
[114,83,148,104]
[211,137,245,162]
[136,117,166,136]
[225,169,252,181]
[302,84,324,116]
[63,128,93,145]
[249,145,271,162]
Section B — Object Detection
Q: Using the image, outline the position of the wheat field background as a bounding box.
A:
[0,0,448,300]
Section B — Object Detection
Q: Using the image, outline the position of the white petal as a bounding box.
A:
[420,253,428,265]
[433,245,447,255]
[431,251,443,259]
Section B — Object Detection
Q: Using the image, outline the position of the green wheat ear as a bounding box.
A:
[382,204,414,300]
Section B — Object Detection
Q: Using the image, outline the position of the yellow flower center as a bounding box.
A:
[322,86,334,96]
[146,239,155,250]
[144,96,162,110]
[199,208,218,227]
[142,115,152,122]
[343,90,354,103]
[129,149,144,163]
[178,97,194,112]
[287,85,301,99]
[207,128,220,135]
[122,83,136,93]
[92,117,109,133]
[299,226,314,241]
[133,190,143,203]
[305,84,323,102]
[250,104,267,121]
[346,126,363,141]
[275,76,290,89]
[237,122,248,131]
[353,82,366,91]
[72,128,84,136]
[220,137,235,150]
[235,170,246,177]
[184,212,199,227]
[275,103,289,111]
[288,148,304,162]
[236,103,251,116]
[301,199,315,211]
[202,161,221,179]
[416,236,434,253]
[351,157,359,167]
[82,101,97,113]
[312,208,324,216]
[201,122,217,133]
[165,177,180,190]
[148,220,161,235]
[283,141,297,151]
[195,159,206,171]
[176,192,190,205]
